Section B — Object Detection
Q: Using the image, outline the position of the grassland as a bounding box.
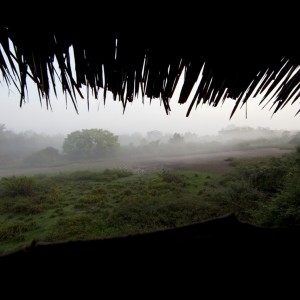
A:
[0,150,299,255]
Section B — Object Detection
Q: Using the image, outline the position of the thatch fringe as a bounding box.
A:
[0,23,299,116]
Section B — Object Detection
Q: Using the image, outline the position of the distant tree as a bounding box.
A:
[118,132,143,146]
[0,124,17,161]
[140,138,147,146]
[23,147,61,166]
[168,133,184,144]
[183,132,198,142]
[0,124,5,134]
[0,124,13,140]
[146,130,163,142]
[289,132,300,145]
[63,129,120,159]
[147,140,160,154]
[0,125,64,163]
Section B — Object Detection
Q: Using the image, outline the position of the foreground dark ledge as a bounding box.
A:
[1,214,299,268]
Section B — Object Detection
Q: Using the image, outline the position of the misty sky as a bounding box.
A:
[0,72,299,136]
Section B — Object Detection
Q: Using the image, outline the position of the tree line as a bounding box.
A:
[1,124,300,167]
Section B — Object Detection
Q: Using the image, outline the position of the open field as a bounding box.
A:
[0,147,298,255]
[0,147,293,178]
[129,147,294,173]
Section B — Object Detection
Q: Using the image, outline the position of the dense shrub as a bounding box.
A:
[260,171,300,226]
[0,176,36,197]
[0,220,37,241]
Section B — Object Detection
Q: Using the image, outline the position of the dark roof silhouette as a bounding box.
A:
[1,6,299,117]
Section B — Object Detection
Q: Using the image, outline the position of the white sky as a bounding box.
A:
[0,70,299,137]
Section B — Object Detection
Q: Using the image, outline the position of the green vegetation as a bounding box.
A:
[0,151,299,255]
[198,153,300,226]
[63,129,120,159]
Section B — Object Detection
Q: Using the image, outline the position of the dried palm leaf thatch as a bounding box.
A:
[0,6,299,117]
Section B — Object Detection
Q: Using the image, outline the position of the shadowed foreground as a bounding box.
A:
[1,214,299,294]
[1,214,299,270]
[0,215,297,297]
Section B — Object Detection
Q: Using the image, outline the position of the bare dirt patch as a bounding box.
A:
[0,148,294,177]
[129,148,294,174]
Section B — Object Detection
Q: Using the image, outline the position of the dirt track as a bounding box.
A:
[0,147,293,178]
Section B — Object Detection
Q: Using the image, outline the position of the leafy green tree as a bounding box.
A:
[63,129,120,159]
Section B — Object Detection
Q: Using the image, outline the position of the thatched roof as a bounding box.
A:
[1,8,299,117]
